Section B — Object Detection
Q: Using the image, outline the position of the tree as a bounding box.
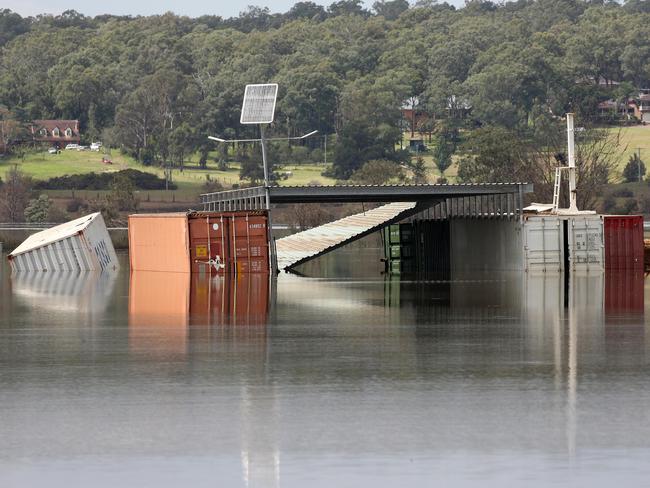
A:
[107,173,139,211]
[24,194,51,223]
[373,0,409,20]
[239,158,264,185]
[432,122,459,176]
[328,0,369,17]
[458,122,621,210]
[350,159,405,184]
[0,106,23,154]
[0,167,32,222]
[287,2,328,21]
[623,153,646,182]
[411,156,428,184]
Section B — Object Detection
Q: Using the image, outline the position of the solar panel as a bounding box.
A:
[240,83,278,124]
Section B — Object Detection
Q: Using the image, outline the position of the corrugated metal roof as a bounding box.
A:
[10,212,102,257]
[275,202,419,271]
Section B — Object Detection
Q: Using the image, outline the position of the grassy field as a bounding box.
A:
[0,148,337,203]
[612,125,650,178]
[2,125,646,197]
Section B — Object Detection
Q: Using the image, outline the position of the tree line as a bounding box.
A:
[1,0,649,183]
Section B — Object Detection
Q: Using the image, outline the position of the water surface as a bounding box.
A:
[1,249,649,487]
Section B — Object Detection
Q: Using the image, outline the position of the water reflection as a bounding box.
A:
[11,271,117,318]
[128,272,271,358]
[1,249,649,487]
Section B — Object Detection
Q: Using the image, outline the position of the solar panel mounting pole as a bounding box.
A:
[240,83,279,273]
[208,83,318,273]
[260,124,271,210]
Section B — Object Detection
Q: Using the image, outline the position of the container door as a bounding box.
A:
[189,215,230,274]
[567,216,604,272]
[523,217,563,272]
[230,213,270,274]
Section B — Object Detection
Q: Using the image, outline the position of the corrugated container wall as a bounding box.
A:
[8,212,118,272]
[523,215,604,273]
[129,213,191,273]
[603,215,644,270]
[128,211,270,274]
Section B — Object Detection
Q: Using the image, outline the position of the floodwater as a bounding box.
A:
[1,248,649,487]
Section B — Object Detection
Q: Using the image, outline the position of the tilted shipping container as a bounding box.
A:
[7,212,118,272]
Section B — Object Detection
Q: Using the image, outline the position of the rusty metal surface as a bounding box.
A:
[275,202,420,271]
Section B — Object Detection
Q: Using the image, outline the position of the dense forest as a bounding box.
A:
[0,0,649,185]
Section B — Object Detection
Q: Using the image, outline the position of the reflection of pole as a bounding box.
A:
[567,277,577,460]
[324,134,327,166]
[260,125,276,273]
[637,148,642,182]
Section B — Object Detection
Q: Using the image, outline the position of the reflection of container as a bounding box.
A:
[129,271,270,328]
[12,271,117,315]
[603,215,644,270]
[129,211,270,273]
[7,212,118,272]
[605,269,644,313]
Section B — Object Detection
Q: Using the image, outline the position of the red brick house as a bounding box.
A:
[30,120,80,148]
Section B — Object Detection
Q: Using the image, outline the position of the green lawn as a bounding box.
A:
[612,125,650,177]
[0,148,336,200]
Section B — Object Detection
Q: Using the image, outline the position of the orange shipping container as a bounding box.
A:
[129,211,270,274]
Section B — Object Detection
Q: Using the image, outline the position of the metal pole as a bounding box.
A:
[638,148,642,182]
[566,113,578,213]
[260,124,276,273]
[260,125,270,203]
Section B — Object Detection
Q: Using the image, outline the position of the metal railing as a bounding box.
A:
[200,186,267,212]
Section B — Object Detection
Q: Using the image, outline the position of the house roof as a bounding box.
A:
[31,120,80,136]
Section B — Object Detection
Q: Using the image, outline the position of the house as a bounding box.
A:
[632,91,650,123]
[30,120,80,148]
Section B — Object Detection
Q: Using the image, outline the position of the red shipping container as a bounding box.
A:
[603,215,644,271]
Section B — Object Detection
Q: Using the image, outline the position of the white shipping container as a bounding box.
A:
[523,215,604,273]
[8,212,119,272]
[567,215,604,270]
[523,216,563,272]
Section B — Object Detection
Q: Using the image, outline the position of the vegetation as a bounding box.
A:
[35,169,174,191]
[0,2,649,213]
[24,194,51,223]
[623,153,646,183]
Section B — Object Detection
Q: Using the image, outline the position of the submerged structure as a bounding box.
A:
[7,212,118,272]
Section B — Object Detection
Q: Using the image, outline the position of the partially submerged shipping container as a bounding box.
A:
[128,211,270,274]
[523,214,604,273]
[603,215,644,271]
[7,212,118,272]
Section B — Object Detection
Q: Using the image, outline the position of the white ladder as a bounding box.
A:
[552,167,562,210]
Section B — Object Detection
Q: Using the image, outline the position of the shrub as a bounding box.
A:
[610,187,634,198]
[34,169,176,191]
[623,154,646,183]
[24,194,50,223]
[66,197,84,213]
